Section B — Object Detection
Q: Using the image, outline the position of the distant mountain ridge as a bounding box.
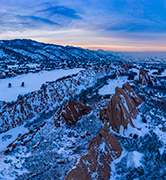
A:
[97,49,166,64]
[1,39,165,69]
[0,39,165,180]
[0,39,124,70]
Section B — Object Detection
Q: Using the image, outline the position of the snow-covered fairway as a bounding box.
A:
[98,76,128,95]
[0,68,83,102]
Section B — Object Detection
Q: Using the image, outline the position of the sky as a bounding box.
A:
[0,0,166,51]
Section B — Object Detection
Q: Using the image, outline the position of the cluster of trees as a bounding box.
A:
[8,82,25,88]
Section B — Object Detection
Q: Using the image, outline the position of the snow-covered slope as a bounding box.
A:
[0,64,114,133]
[0,41,165,180]
[0,39,122,72]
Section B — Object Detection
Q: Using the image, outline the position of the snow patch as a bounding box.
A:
[127,151,143,168]
[0,125,28,153]
[98,76,128,95]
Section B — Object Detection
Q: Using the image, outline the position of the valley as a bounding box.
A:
[0,40,165,180]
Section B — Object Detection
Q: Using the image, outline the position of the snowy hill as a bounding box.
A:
[0,39,122,71]
[0,40,165,180]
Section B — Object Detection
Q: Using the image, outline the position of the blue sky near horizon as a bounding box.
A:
[0,0,166,51]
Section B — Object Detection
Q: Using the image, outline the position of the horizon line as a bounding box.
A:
[1,38,166,53]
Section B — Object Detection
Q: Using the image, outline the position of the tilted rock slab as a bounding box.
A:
[65,124,122,180]
[116,62,132,77]
[65,83,143,180]
[101,83,143,133]
[139,70,157,86]
[53,100,91,126]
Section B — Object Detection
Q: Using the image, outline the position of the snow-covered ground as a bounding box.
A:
[161,70,166,77]
[130,68,139,80]
[0,125,28,153]
[127,151,143,168]
[148,69,158,75]
[8,63,40,69]
[0,68,83,102]
[0,108,103,180]
[98,76,128,95]
[148,69,166,77]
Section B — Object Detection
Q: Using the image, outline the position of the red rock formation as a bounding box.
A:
[116,62,132,77]
[124,62,132,72]
[5,100,90,152]
[65,124,122,180]
[100,83,143,133]
[99,109,107,122]
[65,83,142,180]
[122,83,143,107]
[116,67,125,77]
[53,100,91,126]
[0,65,113,133]
[139,70,157,86]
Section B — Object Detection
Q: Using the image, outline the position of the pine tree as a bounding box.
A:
[8,83,12,88]
[21,82,25,87]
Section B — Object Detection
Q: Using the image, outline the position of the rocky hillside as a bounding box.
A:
[0,64,115,133]
[101,83,142,133]
[65,83,143,180]
[0,39,122,72]
[0,41,165,180]
[53,100,91,126]
[139,70,157,86]
[65,124,123,180]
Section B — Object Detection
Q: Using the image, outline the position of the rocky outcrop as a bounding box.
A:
[0,101,8,113]
[66,83,142,179]
[124,62,132,72]
[4,101,91,153]
[0,65,113,133]
[65,124,122,180]
[100,83,143,133]
[53,100,91,126]
[139,70,157,86]
[116,67,126,77]
[116,62,132,77]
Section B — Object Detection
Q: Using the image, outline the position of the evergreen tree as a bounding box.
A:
[8,83,11,88]
[21,82,25,87]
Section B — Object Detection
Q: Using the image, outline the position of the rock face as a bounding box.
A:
[5,101,91,153]
[65,124,122,180]
[0,62,131,133]
[53,100,91,126]
[65,83,142,180]
[139,70,157,86]
[116,62,132,77]
[100,83,143,133]
[0,39,119,72]
[124,62,132,72]
[0,65,113,133]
